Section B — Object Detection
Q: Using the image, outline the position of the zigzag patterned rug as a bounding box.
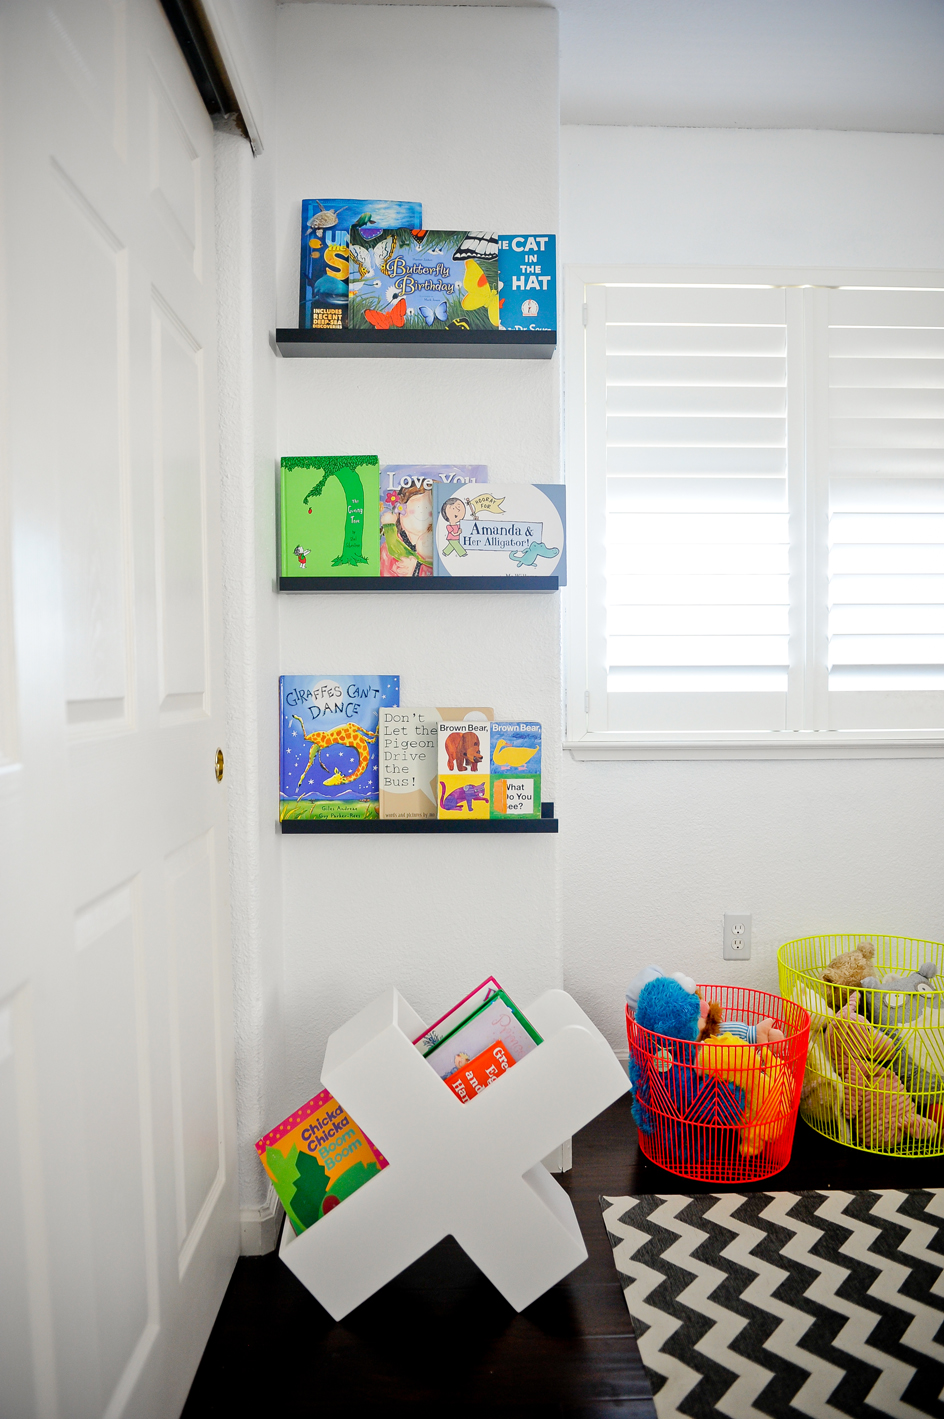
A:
[601,1190,944,1419]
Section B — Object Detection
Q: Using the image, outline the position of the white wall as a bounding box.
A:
[273,5,562,1106]
[561,124,944,1049]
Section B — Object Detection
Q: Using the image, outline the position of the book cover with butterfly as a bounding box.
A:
[498,235,557,331]
[298,199,422,329]
[380,465,487,577]
[281,455,381,580]
[348,229,500,332]
[280,675,400,821]
[432,483,567,584]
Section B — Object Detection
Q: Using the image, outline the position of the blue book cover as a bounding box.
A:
[298,200,422,329]
[498,235,556,331]
[279,675,400,820]
[349,230,499,331]
[432,483,566,584]
[490,722,542,820]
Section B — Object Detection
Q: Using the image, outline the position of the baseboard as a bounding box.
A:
[240,1182,282,1256]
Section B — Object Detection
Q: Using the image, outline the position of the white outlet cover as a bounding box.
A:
[723,912,752,960]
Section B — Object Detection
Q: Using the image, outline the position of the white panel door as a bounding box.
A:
[0,3,237,1417]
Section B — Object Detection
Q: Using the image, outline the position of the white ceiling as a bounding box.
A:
[285,0,944,132]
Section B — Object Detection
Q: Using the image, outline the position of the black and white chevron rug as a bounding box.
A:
[602,1190,944,1419]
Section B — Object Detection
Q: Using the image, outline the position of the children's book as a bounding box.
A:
[432,483,566,584]
[444,1042,515,1102]
[423,990,542,1081]
[498,235,557,331]
[348,229,499,332]
[413,977,502,1053]
[380,465,487,577]
[256,1089,388,1236]
[378,708,438,819]
[281,456,381,579]
[280,675,399,821]
[437,720,490,820]
[299,199,422,329]
[490,721,541,820]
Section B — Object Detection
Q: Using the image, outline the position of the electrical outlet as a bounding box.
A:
[723,912,752,960]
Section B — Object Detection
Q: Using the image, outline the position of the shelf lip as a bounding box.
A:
[280,817,558,834]
[278,575,559,593]
[275,328,556,359]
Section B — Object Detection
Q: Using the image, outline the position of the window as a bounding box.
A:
[565,268,944,757]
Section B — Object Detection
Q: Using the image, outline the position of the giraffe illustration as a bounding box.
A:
[293,715,379,788]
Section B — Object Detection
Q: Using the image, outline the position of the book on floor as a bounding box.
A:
[432,482,566,583]
[498,234,556,331]
[437,719,490,820]
[299,199,422,329]
[256,1089,388,1236]
[490,721,541,820]
[348,229,500,332]
[280,674,399,821]
[423,989,543,1082]
[444,1041,516,1102]
[281,455,381,579]
[413,977,502,1053]
[380,465,487,577]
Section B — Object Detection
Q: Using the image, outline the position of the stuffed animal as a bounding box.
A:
[830,1050,937,1150]
[699,1000,785,1047]
[697,1033,794,1156]
[800,1035,843,1124]
[861,974,944,1131]
[627,965,780,1045]
[821,940,876,1010]
[825,995,938,1148]
[630,978,743,1145]
[860,962,939,1027]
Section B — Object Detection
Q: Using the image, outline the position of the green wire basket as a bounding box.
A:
[778,933,944,1156]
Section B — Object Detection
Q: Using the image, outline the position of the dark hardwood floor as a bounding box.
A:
[183,1094,944,1418]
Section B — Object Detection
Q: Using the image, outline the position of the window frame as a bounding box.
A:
[564,263,944,760]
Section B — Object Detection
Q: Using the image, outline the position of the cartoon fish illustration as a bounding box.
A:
[492,740,539,770]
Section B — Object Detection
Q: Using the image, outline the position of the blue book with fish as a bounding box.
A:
[299,200,422,329]
[490,722,541,820]
[280,675,399,821]
[432,483,566,584]
[348,229,499,332]
[498,235,556,331]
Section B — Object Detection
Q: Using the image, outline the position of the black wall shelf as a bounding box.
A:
[281,805,558,834]
[275,328,556,359]
[278,575,558,593]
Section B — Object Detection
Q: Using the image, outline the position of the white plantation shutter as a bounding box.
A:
[600,284,793,731]
[570,269,944,749]
[826,289,944,729]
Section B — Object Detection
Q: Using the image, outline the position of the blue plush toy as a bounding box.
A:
[629,977,744,1154]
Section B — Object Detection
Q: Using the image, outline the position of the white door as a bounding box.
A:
[0,3,238,1417]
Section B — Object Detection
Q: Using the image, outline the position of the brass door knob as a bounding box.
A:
[215,748,224,782]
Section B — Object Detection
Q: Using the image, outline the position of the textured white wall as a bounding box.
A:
[274,4,562,1103]
[560,124,944,1050]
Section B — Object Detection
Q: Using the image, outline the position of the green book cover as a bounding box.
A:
[281,455,381,579]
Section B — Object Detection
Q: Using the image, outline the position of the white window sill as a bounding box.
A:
[565,733,944,761]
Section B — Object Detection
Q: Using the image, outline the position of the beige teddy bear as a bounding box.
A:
[825,994,937,1149]
[821,940,876,1010]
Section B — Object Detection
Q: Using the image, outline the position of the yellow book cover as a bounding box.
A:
[255,1089,387,1235]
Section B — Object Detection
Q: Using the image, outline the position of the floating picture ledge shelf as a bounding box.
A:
[275,328,556,359]
[281,805,558,834]
[278,575,559,593]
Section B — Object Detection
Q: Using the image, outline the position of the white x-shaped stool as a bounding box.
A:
[279,987,629,1319]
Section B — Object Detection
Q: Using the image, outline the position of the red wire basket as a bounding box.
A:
[625,984,810,1183]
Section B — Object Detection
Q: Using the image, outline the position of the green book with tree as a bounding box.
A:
[281,455,381,579]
